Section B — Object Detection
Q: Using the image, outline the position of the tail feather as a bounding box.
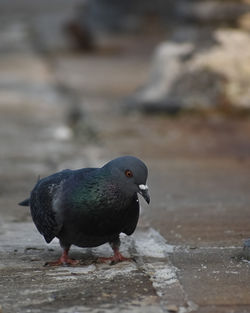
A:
[19,198,30,206]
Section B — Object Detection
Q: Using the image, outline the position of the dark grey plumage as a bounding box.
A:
[19,156,150,265]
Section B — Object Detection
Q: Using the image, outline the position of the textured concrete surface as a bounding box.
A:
[0,224,179,313]
[0,1,250,313]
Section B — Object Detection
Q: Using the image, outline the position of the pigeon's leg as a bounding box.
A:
[98,237,132,264]
[44,246,79,266]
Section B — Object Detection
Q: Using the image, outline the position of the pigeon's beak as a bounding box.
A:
[138,184,150,204]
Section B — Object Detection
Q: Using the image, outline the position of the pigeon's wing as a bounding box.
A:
[30,169,73,243]
[30,168,97,244]
[122,195,140,236]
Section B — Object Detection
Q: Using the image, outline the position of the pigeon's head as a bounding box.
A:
[104,156,150,204]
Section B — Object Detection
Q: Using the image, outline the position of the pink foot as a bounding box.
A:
[44,248,79,267]
[97,250,133,265]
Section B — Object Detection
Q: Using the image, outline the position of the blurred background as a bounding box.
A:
[1,0,250,310]
[1,0,250,244]
[1,0,250,249]
[1,0,250,225]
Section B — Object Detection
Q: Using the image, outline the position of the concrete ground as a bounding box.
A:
[0,1,250,313]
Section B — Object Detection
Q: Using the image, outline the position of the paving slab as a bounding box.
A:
[0,222,187,313]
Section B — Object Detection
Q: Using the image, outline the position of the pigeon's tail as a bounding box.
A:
[18,198,30,206]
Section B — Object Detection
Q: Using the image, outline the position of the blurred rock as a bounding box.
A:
[126,42,195,113]
[112,0,250,113]
[127,29,250,112]
[193,30,250,109]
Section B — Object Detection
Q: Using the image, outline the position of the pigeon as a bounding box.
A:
[19,156,150,266]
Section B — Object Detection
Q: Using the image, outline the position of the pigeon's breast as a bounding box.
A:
[57,179,137,244]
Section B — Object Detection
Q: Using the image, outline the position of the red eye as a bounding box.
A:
[125,169,133,178]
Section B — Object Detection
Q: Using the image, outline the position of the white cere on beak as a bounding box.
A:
[139,184,148,191]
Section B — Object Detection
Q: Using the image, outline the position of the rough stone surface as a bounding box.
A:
[0,224,178,313]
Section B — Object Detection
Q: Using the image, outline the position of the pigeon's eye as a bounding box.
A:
[125,169,133,178]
